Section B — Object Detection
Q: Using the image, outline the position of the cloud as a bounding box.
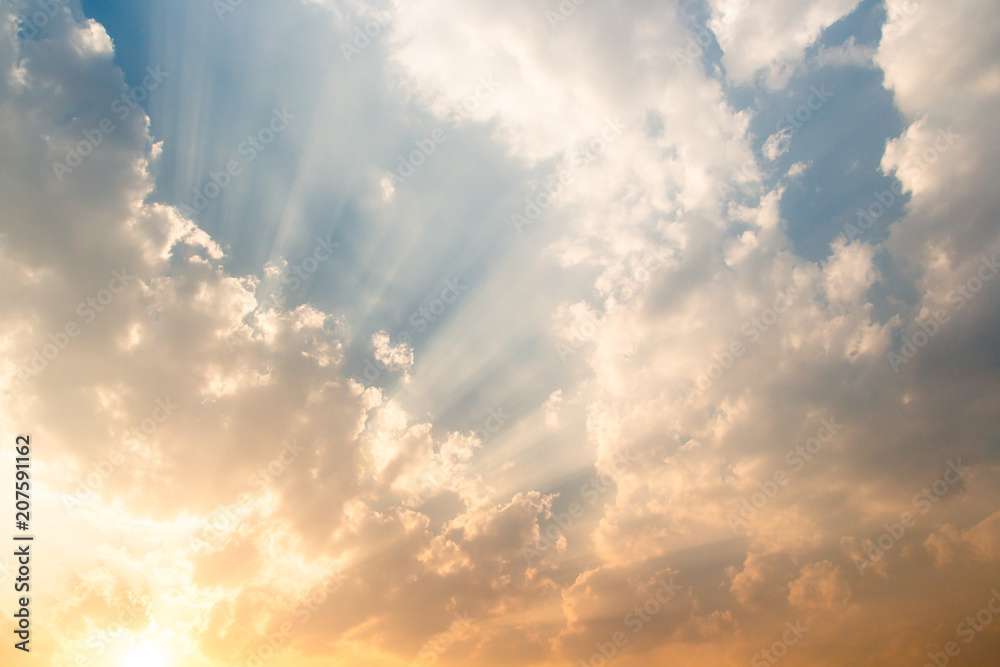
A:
[787,560,852,612]
[708,0,862,87]
[2,0,1000,664]
[372,329,414,377]
[925,510,1000,567]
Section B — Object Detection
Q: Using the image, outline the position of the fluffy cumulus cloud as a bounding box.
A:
[1,0,999,665]
[709,0,862,87]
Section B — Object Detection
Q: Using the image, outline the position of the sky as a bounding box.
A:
[1,0,999,665]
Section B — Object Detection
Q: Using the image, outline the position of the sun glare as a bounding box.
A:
[122,641,171,667]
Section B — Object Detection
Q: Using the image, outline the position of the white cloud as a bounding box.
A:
[708,0,861,87]
[3,0,1000,664]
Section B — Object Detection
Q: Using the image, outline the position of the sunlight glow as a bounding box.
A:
[122,641,170,667]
